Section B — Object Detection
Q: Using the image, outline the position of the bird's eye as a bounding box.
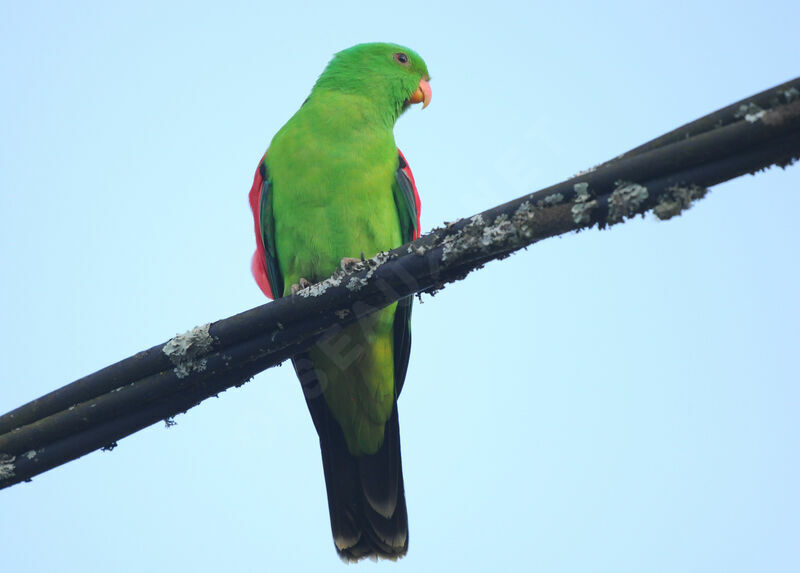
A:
[394,52,409,65]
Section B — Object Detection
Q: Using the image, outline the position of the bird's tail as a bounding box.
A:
[293,355,408,562]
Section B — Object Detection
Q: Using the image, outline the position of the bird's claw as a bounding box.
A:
[291,278,311,295]
[340,257,362,272]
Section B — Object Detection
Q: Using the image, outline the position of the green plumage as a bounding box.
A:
[257,43,430,560]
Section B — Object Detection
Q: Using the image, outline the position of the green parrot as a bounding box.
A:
[248,43,431,561]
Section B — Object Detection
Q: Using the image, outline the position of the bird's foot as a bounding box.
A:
[340,257,363,272]
[290,278,311,295]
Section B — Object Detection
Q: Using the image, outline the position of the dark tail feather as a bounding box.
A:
[293,355,408,562]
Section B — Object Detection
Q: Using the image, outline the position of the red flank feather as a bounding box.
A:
[249,153,274,299]
[397,149,422,240]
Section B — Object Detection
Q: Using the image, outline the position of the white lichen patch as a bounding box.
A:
[608,181,649,223]
[511,201,535,236]
[0,453,15,480]
[573,182,591,203]
[784,87,800,103]
[163,323,214,379]
[745,110,766,123]
[407,242,428,256]
[653,184,708,220]
[295,274,344,298]
[541,193,564,207]
[441,201,537,263]
[24,449,38,460]
[736,102,767,123]
[571,201,596,224]
[571,183,596,224]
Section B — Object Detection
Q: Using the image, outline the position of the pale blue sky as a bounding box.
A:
[2,1,799,571]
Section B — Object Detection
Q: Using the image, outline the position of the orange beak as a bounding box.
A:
[408,78,432,109]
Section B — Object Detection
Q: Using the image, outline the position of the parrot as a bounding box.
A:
[248,43,431,561]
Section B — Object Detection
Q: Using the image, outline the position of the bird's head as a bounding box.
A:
[312,42,431,123]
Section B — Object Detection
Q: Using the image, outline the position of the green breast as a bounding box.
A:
[267,92,401,287]
[266,91,403,455]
